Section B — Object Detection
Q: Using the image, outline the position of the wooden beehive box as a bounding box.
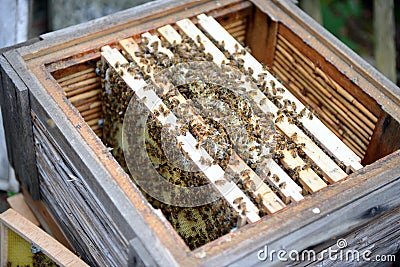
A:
[1,0,400,266]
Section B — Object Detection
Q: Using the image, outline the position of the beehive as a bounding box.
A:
[1,1,400,266]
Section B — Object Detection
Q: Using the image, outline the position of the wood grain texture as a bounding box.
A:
[7,193,40,226]
[363,111,400,165]
[0,51,39,200]
[246,7,270,65]
[300,207,400,266]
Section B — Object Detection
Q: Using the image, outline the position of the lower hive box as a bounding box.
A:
[0,1,400,266]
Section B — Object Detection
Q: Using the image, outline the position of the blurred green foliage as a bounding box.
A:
[320,0,364,51]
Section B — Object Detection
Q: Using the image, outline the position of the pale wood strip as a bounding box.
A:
[59,71,97,87]
[7,193,40,226]
[56,68,95,83]
[157,25,182,44]
[63,77,101,92]
[176,18,226,64]
[68,89,101,103]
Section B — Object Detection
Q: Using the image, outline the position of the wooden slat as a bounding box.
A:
[0,209,88,266]
[153,29,304,203]
[58,71,97,87]
[157,25,182,44]
[7,193,40,226]
[56,67,95,83]
[196,14,360,176]
[102,44,260,223]
[176,18,227,64]
[173,18,329,190]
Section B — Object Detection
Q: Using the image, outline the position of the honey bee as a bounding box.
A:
[291,102,297,111]
[241,208,247,216]
[114,61,120,68]
[275,115,284,123]
[215,179,227,186]
[278,182,287,189]
[249,180,257,191]
[308,112,314,120]
[259,98,267,106]
[231,159,240,166]
[233,197,243,204]
[277,87,285,94]
[153,109,160,117]
[199,156,208,166]
[195,142,201,149]
[240,169,251,177]
[272,174,280,182]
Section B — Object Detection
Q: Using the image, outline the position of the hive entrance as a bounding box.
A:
[52,14,366,250]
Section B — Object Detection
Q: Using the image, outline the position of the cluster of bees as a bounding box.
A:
[97,29,333,249]
[6,252,57,267]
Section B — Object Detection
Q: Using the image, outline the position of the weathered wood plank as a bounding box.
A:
[0,55,15,168]
[363,112,400,165]
[199,150,400,267]
[1,51,39,200]
[302,207,400,266]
